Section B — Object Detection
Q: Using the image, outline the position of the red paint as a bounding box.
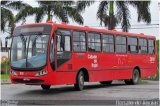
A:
[10,22,158,86]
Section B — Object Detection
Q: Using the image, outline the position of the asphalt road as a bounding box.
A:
[1,80,159,105]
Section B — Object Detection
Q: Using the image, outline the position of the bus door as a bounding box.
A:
[55,29,72,70]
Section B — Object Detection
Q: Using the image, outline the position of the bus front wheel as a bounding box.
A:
[125,69,140,85]
[41,85,51,90]
[74,71,84,91]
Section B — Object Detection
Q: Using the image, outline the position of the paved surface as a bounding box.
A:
[1,80,159,105]
[1,79,11,84]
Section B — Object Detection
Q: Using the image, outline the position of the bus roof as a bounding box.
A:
[15,22,156,39]
[54,23,156,39]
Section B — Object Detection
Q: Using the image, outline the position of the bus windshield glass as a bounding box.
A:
[11,25,52,70]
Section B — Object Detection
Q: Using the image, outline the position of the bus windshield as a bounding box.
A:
[11,25,52,70]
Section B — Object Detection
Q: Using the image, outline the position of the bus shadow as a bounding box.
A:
[16,83,126,96]
[85,83,126,90]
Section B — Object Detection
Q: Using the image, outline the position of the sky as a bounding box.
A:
[1,0,160,47]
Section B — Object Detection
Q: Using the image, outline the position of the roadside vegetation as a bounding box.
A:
[1,58,10,79]
[0,74,9,79]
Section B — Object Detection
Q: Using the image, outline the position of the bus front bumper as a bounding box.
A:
[10,74,52,85]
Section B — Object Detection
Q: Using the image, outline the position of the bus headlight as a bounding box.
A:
[10,70,17,76]
[35,70,48,76]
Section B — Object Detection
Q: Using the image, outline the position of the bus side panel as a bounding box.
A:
[85,53,116,82]
[112,69,132,80]
[75,52,133,82]
[127,53,157,79]
[127,54,142,79]
[54,71,77,85]
[113,54,133,80]
[89,70,113,82]
[90,69,132,82]
[141,68,158,78]
[84,53,133,82]
[139,54,157,78]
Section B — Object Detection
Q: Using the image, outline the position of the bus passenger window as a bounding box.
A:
[73,31,86,52]
[56,30,71,52]
[148,39,155,54]
[88,33,101,52]
[139,38,148,54]
[102,34,114,52]
[128,37,138,53]
[116,36,126,53]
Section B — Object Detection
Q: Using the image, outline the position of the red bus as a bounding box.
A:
[10,21,158,90]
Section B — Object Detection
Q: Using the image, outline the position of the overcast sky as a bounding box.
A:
[1,0,160,47]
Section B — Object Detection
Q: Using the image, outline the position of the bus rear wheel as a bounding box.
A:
[74,71,84,91]
[125,69,140,85]
[41,85,51,90]
[100,81,112,85]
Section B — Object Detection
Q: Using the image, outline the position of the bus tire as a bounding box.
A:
[125,68,140,85]
[74,71,84,91]
[100,81,112,85]
[41,85,51,90]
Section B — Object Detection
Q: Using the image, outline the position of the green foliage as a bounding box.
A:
[0,74,9,79]
[1,1,29,34]
[1,6,14,33]
[139,78,148,84]
[97,1,151,32]
[15,1,93,25]
[1,59,10,74]
[1,1,93,34]
[76,1,94,12]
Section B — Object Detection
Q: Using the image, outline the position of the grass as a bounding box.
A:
[0,74,10,79]
[139,79,148,84]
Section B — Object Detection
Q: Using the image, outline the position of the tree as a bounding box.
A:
[76,1,95,12]
[97,1,151,32]
[1,1,29,35]
[15,1,92,24]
